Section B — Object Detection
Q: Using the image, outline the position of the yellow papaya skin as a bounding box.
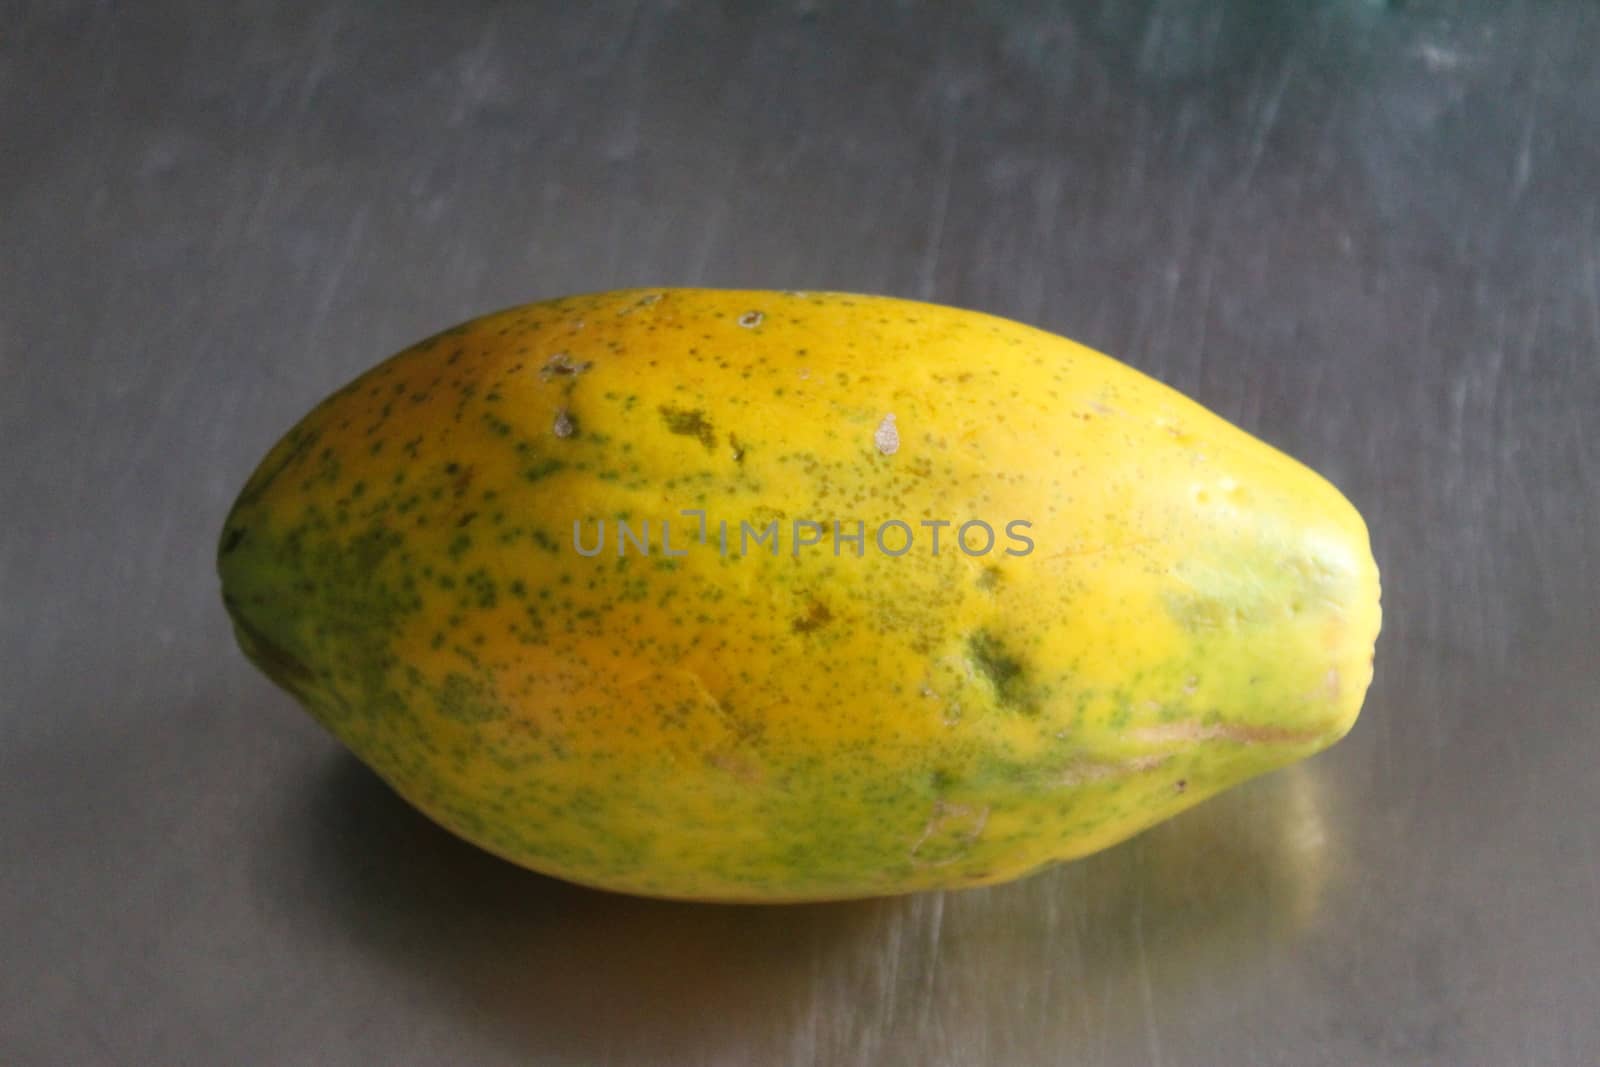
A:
[219,289,1380,902]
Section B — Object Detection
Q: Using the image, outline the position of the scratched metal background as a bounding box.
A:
[4,2,1598,1064]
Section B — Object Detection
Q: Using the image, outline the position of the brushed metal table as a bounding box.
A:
[4,3,1597,1064]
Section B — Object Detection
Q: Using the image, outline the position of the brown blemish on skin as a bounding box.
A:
[738,310,765,328]
[659,406,717,450]
[540,352,592,380]
[706,750,763,785]
[1130,721,1327,746]
[792,599,832,633]
[918,681,962,724]
[910,800,989,867]
[1054,754,1170,788]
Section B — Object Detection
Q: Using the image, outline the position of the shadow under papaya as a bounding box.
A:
[282,750,1344,1063]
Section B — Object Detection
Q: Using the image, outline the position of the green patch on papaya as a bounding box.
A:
[967,629,1038,713]
[229,614,317,699]
[520,458,566,482]
[659,406,716,449]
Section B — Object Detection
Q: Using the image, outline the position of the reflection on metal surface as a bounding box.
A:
[1119,763,1337,938]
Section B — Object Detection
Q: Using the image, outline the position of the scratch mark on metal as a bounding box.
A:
[309,204,370,337]
[1241,60,1294,192]
[1582,241,1600,350]
[1132,880,1165,1067]
[917,140,956,301]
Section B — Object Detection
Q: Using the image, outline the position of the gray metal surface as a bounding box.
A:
[4,2,1598,1064]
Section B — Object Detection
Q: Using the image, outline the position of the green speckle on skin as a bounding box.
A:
[521,459,566,482]
[658,406,716,449]
[437,672,505,723]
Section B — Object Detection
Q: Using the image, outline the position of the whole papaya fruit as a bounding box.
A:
[219,289,1380,901]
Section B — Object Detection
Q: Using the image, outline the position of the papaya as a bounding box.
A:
[218,289,1380,901]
